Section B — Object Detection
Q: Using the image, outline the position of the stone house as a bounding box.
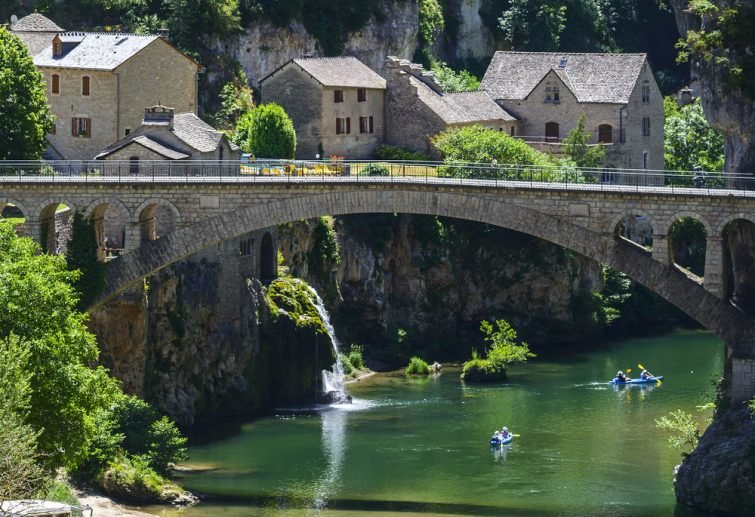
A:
[259,57,386,159]
[96,104,240,172]
[15,15,200,160]
[384,56,517,157]
[481,52,664,180]
[10,12,65,56]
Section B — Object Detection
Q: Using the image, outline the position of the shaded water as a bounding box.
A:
[146,330,723,516]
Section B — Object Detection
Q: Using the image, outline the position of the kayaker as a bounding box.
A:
[501,427,511,439]
[492,430,501,441]
[640,370,651,380]
[616,370,628,382]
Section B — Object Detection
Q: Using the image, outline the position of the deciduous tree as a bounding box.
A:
[236,103,296,159]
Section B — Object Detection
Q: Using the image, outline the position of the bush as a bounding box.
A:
[360,163,389,176]
[147,417,188,475]
[375,145,430,161]
[44,480,80,505]
[347,344,365,370]
[461,319,535,382]
[236,103,296,159]
[405,356,431,375]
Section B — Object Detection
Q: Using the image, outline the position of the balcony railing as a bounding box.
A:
[0,159,748,194]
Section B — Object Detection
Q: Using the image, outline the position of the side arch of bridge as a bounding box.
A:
[98,189,755,358]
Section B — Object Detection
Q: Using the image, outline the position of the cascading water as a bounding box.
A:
[306,284,351,404]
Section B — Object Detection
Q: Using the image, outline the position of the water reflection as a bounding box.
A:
[310,407,348,512]
[491,444,512,462]
[612,381,659,402]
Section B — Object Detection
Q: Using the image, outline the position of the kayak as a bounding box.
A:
[609,376,663,384]
[490,434,513,446]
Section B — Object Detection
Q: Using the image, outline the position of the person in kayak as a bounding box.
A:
[616,370,628,382]
[492,430,501,441]
[501,427,511,439]
[640,370,651,380]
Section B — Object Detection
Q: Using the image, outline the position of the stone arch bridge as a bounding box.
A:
[3,175,755,402]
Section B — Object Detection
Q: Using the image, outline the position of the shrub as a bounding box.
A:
[360,163,389,176]
[347,344,365,370]
[236,103,296,159]
[655,409,701,455]
[461,319,535,382]
[405,356,431,375]
[147,417,188,475]
[375,145,430,161]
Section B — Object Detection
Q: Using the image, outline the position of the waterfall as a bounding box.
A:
[306,284,351,404]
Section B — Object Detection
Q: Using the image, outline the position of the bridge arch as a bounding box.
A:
[86,198,131,261]
[659,211,714,238]
[38,198,77,254]
[98,189,755,359]
[134,198,181,243]
[716,213,755,237]
[608,210,656,248]
[0,198,31,220]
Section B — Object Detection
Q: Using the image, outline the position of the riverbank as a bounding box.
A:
[75,487,155,517]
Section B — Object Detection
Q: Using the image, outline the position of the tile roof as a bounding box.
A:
[263,57,386,89]
[131,136,191,159]
[481,52,647,104]
[33,32,159,70]
[410,77,516,125]
[10,13,64,32]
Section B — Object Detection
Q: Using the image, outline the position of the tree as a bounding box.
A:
[0,220,118,469]
[67,212,106,310]
[214,70,255,132]
[431,62,480,93]
[461,319,535,382]
[0,27,54,159]
[432,125,552,166]
[562,114,605,168]
[664,97,724,173]
[236,103,296,159]
[499,0,567,51]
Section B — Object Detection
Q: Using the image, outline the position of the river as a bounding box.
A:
[145,329,723,516]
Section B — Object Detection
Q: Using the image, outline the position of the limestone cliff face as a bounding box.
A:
[437,0,498,67]
[210,0,418,86]
[669,0,755,176]
[674,406,755,516]
[279,214,603,363]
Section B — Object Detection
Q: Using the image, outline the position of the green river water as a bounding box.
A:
[146,330,723,516]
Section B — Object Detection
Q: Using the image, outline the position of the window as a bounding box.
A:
[240,238,255,256]
[545,84,560,103]
[334,90,344,103]
[642,84,650,103]
[598,124,613,143]
[51,74,60,94]
[219,146,224,160]
[53,41,62,56]
[545,122,559,141]
[510,126,515,136]
[553,87,560,103]
[336,117,350,135]
[82,76,90,96]
[358,88,367,102]
[642,117,650,136]
[129,156,139,175]
[359,116,374,134]
[643,151,649,170]
[124,128,131,136]
[71,117,91,138]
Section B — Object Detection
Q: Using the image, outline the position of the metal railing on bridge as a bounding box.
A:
[0,159,751,195]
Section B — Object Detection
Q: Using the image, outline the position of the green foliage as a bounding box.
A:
[44,480,80,505]
[499,0,567,51]
[655,405,712,455]
[147,417,188,475]
[664,97,724,173]
[301,0,383,55]
[307,216,340,280]
[418,0,444,52]
[562,114,605,168]
[670,217,707,277]
[749,396,755,416]
[677,0,755,98]
[100,455,172,502]
[0,220,119,469]
[164,0,242,51]
[236,103,296,159]
[264,277,327,334]
[433,125,552,167]
[66,211,106,310]
[375,145,431,161]
[359,164,389,176]
[430,61,481,93]
[462,319,534,381]
[213,69,255,132]
[347,344,365,370]
[0,27,54,159]
[405,356,431,375]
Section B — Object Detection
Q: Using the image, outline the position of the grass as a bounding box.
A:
[1,217,25,225]
[405,356,431,375]
[44,480,80,506]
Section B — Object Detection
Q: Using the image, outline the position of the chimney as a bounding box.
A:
[156,28,170,40]
[143,103,175,129]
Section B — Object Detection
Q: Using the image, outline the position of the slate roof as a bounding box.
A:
[96,112,238,159]
[34,32,160,70]
[10,13,64,32]
[481,52,647,105]
[410,77,516,125]
[262,57,386,89]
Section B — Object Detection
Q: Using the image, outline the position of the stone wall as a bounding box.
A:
[319,86,384,159]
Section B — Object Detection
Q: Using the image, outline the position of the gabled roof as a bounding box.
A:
[261,57,386,89]
[34,32,160,70]
[172,113,240,153]
[126,136,191,160]
[410,77,516,125]
[10,13,64,32]
[481,52,648,105]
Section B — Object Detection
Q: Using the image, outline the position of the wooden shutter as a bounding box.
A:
[85,118,91,138]
[51,74,59,94]
[71,118,77,136]
[82,76,90,96]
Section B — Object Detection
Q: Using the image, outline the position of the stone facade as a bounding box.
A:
[384,57,516,157]
[260,57,386,160]
[29,28,199,160]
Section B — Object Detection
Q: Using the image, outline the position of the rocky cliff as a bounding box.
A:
[279,214,604,365]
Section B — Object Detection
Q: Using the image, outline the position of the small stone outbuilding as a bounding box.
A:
[10,12,65,55]
[260,57,386,159]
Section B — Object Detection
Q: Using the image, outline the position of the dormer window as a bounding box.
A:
[53,41,62,57]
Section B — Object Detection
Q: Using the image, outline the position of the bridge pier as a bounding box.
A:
[704,236,725,298]
[651,234,672,265]
[123,223,141,253]
[732,357,755,405]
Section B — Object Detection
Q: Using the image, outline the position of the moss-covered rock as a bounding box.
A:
[460,358,507,382]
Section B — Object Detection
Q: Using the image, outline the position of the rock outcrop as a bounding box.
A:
[674,406,755,516]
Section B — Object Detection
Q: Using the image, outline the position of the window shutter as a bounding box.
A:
[346,118,350,134]
[85,118,91,138]
[71,118,77,136]
[369,116,374,133]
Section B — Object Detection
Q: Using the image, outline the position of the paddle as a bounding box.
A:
[638,363,662,384]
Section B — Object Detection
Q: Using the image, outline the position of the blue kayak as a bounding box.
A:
[490,434,513,446]
[609,375,663,384]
